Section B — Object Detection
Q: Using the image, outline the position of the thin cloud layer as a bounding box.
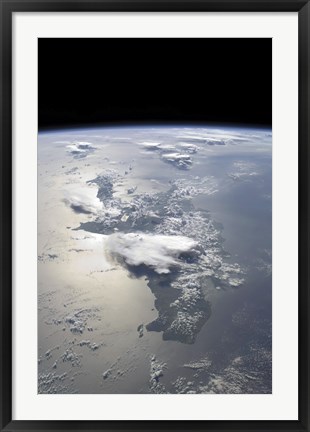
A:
[228,160,259,181]
[138,141,162,150]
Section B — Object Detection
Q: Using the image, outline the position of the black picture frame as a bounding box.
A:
[1,1,309,431]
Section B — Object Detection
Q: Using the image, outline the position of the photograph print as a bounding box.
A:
[38,38,272,394]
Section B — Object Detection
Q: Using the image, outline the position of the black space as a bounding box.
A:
[38,38,271,130]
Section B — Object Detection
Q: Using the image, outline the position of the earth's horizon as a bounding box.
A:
[38,125,272,394]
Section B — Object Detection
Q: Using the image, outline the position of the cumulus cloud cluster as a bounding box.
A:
[105,232,198,274]
[66,141,96,158]
[63,189,102,215]
[179,143,199,153]
[161,152,192,169]
[137,128,269,171]
[139,141,194,170]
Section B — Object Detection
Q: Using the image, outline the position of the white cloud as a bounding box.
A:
[161,153,192,169]
[177,135,206,143]
[158,144,177,153]
[138,137,200,169]
[74,141,95,148]
[138,141,161,150]
[66,145,86,154]
[177,130,268,146]
[66,141,96,158]
[105,232,198,274]
[179,143,199,153]
[228,160,259,181]
[178,136,226,145]
[204,138,226,146]
[63,188,102,215]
